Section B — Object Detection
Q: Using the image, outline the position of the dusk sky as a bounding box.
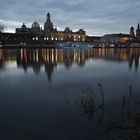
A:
[0,0,140,36]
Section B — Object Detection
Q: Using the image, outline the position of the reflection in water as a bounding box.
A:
[0,48,140,81]
[0,48,140,139]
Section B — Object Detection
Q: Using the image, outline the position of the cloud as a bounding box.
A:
[0,0,140,35]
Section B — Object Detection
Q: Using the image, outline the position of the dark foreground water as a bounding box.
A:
[0,48,140,140]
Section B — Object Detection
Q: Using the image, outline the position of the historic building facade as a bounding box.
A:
[16,12,86,42]
[128,22,140,42]
[99,24,140,45]
[101,33,134,45]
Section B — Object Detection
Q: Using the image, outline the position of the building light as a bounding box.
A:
[51,37,54,40]
[55,38,58,41]
[79,36,81,39]
[47,37,49,40]
[36,37,38,40]
[32,38,35,40]
[44,37,46,40]
[61,38,63,41]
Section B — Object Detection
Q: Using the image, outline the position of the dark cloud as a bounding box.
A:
[0,0,140,35]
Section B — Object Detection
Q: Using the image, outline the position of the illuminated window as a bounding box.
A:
[36,37,38,40]
[44,37,46,40]
[47,37,49,40]
[51,37,54,40]
[82,38,85,41]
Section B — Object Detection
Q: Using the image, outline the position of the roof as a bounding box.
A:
[103,33,132,38]
[31,21,40,29]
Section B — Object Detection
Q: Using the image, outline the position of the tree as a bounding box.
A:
[0,24,5,33]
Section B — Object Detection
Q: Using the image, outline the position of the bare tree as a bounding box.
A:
[0,24,5,32]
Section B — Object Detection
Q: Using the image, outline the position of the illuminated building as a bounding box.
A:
[101,33,134,45]
[16,12,86,42]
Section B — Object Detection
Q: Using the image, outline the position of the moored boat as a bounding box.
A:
[131,43,140,47]
[58,41,72,48]
[58,42,93,48]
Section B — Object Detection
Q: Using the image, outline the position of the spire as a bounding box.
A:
[136,20,140,39]
[44,12,54,33]
[47,12,50,20]
[137,20,140,30]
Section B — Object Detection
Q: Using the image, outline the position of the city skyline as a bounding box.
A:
[0,0,140,36]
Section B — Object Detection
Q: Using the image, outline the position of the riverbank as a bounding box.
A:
[1,44,57,49]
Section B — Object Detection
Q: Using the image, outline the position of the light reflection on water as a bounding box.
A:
[0,48,140,139]
[0,48,140,80]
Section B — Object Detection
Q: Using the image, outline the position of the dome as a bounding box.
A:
[130,26,134,30]
[64,27,71,33]
[32,21,40,29]
[77,29,85,34]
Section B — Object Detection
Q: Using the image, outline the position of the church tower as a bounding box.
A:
[136,21,140,40]
[44,12,54,34]
[130,26,135,37]
[47,12,51,20]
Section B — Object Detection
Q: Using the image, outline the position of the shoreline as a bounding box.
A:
[1,43,140,49]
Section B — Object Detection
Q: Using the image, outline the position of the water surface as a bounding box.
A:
[0,48,140,139]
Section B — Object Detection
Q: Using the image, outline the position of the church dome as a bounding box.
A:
[130,26,134,30]
[64,27,71,33]
[32,21,40,29]
[77,29,85,34]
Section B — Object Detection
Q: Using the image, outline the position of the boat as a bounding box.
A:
[58,42,93,49]
[109,44,115,47]
[58,41,72,48]
[131,43,140,47]
[72,43,93,48]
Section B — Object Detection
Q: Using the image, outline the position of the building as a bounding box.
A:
[136,22,140,40]
[130,26,135,37]
[31,21,42,35]
[85,36,101,43]
[16,23,31,35]
[101,33,134,45]
[16,12,86,42]
[44,12,54,33]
